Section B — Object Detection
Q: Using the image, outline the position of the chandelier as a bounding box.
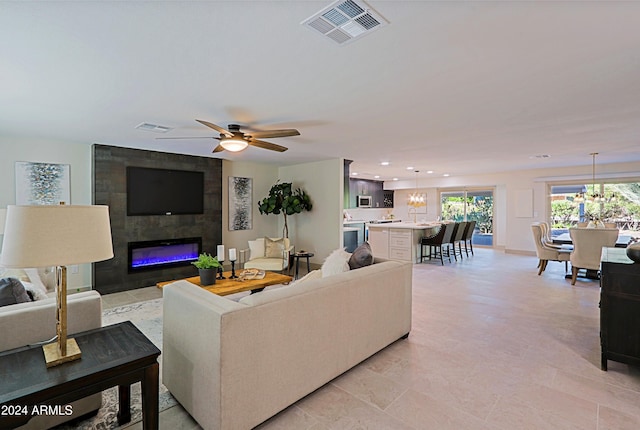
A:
[574,152,615,204]
[407,170,425,209]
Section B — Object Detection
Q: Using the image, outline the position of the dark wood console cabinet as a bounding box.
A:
[600,247,640,371]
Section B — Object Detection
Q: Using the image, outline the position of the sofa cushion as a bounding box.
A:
[348,242,374,270]
[265,237,285,258]
[321,248,351,277]
[294,269,322,285]
[0,277,32,307]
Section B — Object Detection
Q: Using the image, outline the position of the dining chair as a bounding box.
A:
[568,227,619,285]
[531,224,570,275]
[540,222,573,251]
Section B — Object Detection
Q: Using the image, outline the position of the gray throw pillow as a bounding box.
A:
[0,277,32,307]
[348,242,374,270]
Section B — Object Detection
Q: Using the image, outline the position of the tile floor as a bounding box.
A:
[112,248,640,429]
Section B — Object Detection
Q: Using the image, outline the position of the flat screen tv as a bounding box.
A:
[127,166,204,216]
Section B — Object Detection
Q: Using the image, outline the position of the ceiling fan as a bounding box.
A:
[158,119,300,153]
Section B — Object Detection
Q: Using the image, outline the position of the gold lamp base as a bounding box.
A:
[43,338,82,368]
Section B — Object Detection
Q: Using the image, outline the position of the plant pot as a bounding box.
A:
[627,242,640,264]
[198,268,217,286]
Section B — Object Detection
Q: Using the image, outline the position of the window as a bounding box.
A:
[440,188,494,246]
[549,181,640,238]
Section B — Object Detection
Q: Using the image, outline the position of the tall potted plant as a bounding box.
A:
[258,181,312,238]
[191,253,222,286]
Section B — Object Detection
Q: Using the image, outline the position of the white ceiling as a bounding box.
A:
[2,1,640,182]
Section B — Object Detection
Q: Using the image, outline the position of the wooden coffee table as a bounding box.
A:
[156,270,292,296]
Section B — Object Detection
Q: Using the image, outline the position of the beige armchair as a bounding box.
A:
[239,237,294,273]
[531,224,570,275]
[568,227,619,285]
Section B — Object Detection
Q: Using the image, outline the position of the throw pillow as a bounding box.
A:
[321,248,351,278]
[0,277,32,307]
[23,281,49,301]
[265,237,285,258]
[348,242,374,270]
[248,239,266,260]
[24,268,50,292]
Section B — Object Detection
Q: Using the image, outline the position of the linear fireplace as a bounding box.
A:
[128,237,202,273]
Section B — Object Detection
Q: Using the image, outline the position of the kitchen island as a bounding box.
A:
[368,222,440,263]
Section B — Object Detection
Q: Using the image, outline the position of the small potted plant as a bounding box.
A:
[191,252,222,286]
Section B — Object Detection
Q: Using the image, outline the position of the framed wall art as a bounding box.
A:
[15,161,71,205]
[228,176,252,231]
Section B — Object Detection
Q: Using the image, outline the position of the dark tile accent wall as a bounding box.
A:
[92,144,222,294]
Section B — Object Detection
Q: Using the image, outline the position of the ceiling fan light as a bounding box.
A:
[220,137,249,152]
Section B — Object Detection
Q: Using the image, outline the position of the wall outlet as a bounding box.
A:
[70,265,79,274]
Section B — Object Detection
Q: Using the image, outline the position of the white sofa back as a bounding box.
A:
[163,258,412,429]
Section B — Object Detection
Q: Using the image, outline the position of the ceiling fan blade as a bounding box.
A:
[212,144,225,153]
[249,139,288,152]
[246,129,300,139]
[196,119,232,136]
[156,136,213,140]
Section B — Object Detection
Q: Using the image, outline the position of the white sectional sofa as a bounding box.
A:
[162,258,412,430]
[0,290,103,429]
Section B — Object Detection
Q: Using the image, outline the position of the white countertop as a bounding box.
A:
[367,222,440,229]
[343,220,366,224]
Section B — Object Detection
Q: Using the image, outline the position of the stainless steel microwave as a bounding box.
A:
[357,195,372,208]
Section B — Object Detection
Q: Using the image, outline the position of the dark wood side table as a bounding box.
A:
[600,247,640,371]
[292,252,315,279]
[0,321,160,429]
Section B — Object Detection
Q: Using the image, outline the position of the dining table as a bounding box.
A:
[552,232,631,248]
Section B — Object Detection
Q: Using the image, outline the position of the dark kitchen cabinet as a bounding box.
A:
[600,247,640,370]
[348,179,393,209]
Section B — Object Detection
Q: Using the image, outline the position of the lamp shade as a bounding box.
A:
[0,205,113,268]
[0,208,6,235]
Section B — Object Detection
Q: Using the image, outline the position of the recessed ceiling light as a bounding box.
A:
[380,161,390,166]
[374,175,380,179]
[351,172,358,176]
[443,173,450,177]
[406,166,414,170]
[135,122,173,133]
[393,177,398,181]
[427,170,433,174]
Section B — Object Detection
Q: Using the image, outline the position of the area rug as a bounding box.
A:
[57,298,177,429]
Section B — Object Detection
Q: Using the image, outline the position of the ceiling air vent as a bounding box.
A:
[302,0,389,46]
[135,122,173,133]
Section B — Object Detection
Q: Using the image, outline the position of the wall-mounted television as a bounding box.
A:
[126,166,204,216]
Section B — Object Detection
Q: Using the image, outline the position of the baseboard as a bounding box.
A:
[505,249,536,256]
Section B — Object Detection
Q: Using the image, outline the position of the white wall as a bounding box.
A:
[0,138,93,289]
[279,159,343,265]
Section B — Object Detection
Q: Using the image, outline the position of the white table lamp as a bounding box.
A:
[0,205,113,367]
[0,208,6,236]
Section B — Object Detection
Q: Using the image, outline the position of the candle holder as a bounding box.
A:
[217,260,226,280]
[230,260,238,279]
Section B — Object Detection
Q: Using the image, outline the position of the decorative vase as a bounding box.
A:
[627,242,640,264]
[199,268,217,286]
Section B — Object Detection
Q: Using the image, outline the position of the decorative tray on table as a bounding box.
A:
[239,269,266,281]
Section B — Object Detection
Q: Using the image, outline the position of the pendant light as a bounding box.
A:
[408,170,425,223]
